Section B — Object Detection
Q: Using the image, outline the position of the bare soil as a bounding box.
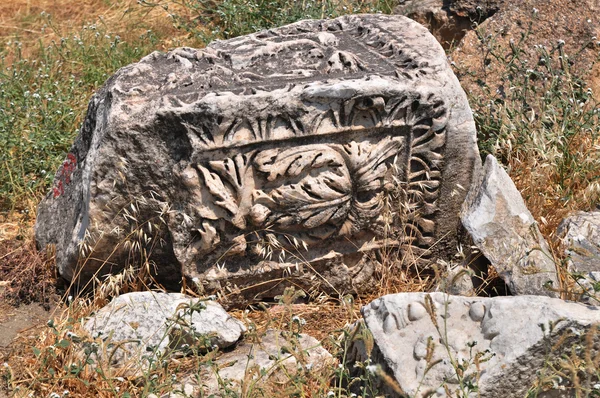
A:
[0,288,61,398]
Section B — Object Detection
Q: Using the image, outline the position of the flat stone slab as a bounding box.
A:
[35,14,479,304]
[194,329,333,396]
[350,292,600,398]
[84,291,245,372]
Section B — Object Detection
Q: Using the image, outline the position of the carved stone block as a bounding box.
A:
[35,15,479,303]
[351,293,600,397]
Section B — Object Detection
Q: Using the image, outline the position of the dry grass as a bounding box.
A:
[0,0,196,59]
[0,232,58,308]
[1,0,599,396]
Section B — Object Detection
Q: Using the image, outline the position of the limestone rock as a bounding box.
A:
[35,14,480,304]
[437,262,476,296]
[558,210,600,274]
[557,210,600,303]
[194,329,333,396]
[461,155,558,296]
[84,291,245,370]
[572,271,600,305]
[351,292,600,398]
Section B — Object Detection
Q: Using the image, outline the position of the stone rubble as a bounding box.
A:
[194,329,333,396]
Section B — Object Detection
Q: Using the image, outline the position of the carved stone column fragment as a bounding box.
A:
[352,293,600,398]
[35,15,479,303]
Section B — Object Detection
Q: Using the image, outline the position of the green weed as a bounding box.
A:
[0,17,161,214]
[456,11,600,235]
[139,0,393,43]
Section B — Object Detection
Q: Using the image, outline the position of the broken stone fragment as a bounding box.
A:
[350,292,600,398]
[84,291,245,373]
[394,0,502,48]
[191,329,333,396]
[461,154,559,296]
[35,14,480,304]
[557,210,600,303]
[436,262,477,296]
[558,210,600,274]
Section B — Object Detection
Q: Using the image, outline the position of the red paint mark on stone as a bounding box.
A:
[53,180,64,198]
[52,153,77,199]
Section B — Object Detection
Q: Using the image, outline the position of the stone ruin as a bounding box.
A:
[29,10,600,398]
[350,292,600,398]
[35,14,480,303]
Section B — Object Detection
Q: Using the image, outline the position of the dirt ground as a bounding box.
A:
[0,297,51,350]
[0,230,64,396]
[0,286,59,397]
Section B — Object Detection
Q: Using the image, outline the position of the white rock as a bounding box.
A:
[557,210,600,303]
[84,291,245,371]
[558,210,600,274]
[351,292,600,397]
[461,155,559,296]
[195,329,333,396]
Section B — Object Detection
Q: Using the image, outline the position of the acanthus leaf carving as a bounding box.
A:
[208,153,251,192]
[197,165,239,217]
[349,136,404,192]
[259,176,352,229]
[254,146,345,181]
[325,51,366,74]
[252,146,352,232]
[181,90,449,263]
[334,137,405,237]
[193,221,220,254]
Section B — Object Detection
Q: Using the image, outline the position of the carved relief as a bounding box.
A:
[160,17,451,275]
[356,293,598,398]
[36,14,478,301]
[172,89,448,271]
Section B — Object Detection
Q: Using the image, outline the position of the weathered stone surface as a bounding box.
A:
[84,291,245,370]
[395,0,502,48]
[35,14,480,303]
[350,292,600,398]
[557,210,600,303]
[194,329,333,396]
[558,210,600,274]
[437,263,476,296]
[461,155,558,296]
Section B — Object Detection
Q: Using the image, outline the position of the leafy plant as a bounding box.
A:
[139,0,393,43]
[0,15,161,214]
